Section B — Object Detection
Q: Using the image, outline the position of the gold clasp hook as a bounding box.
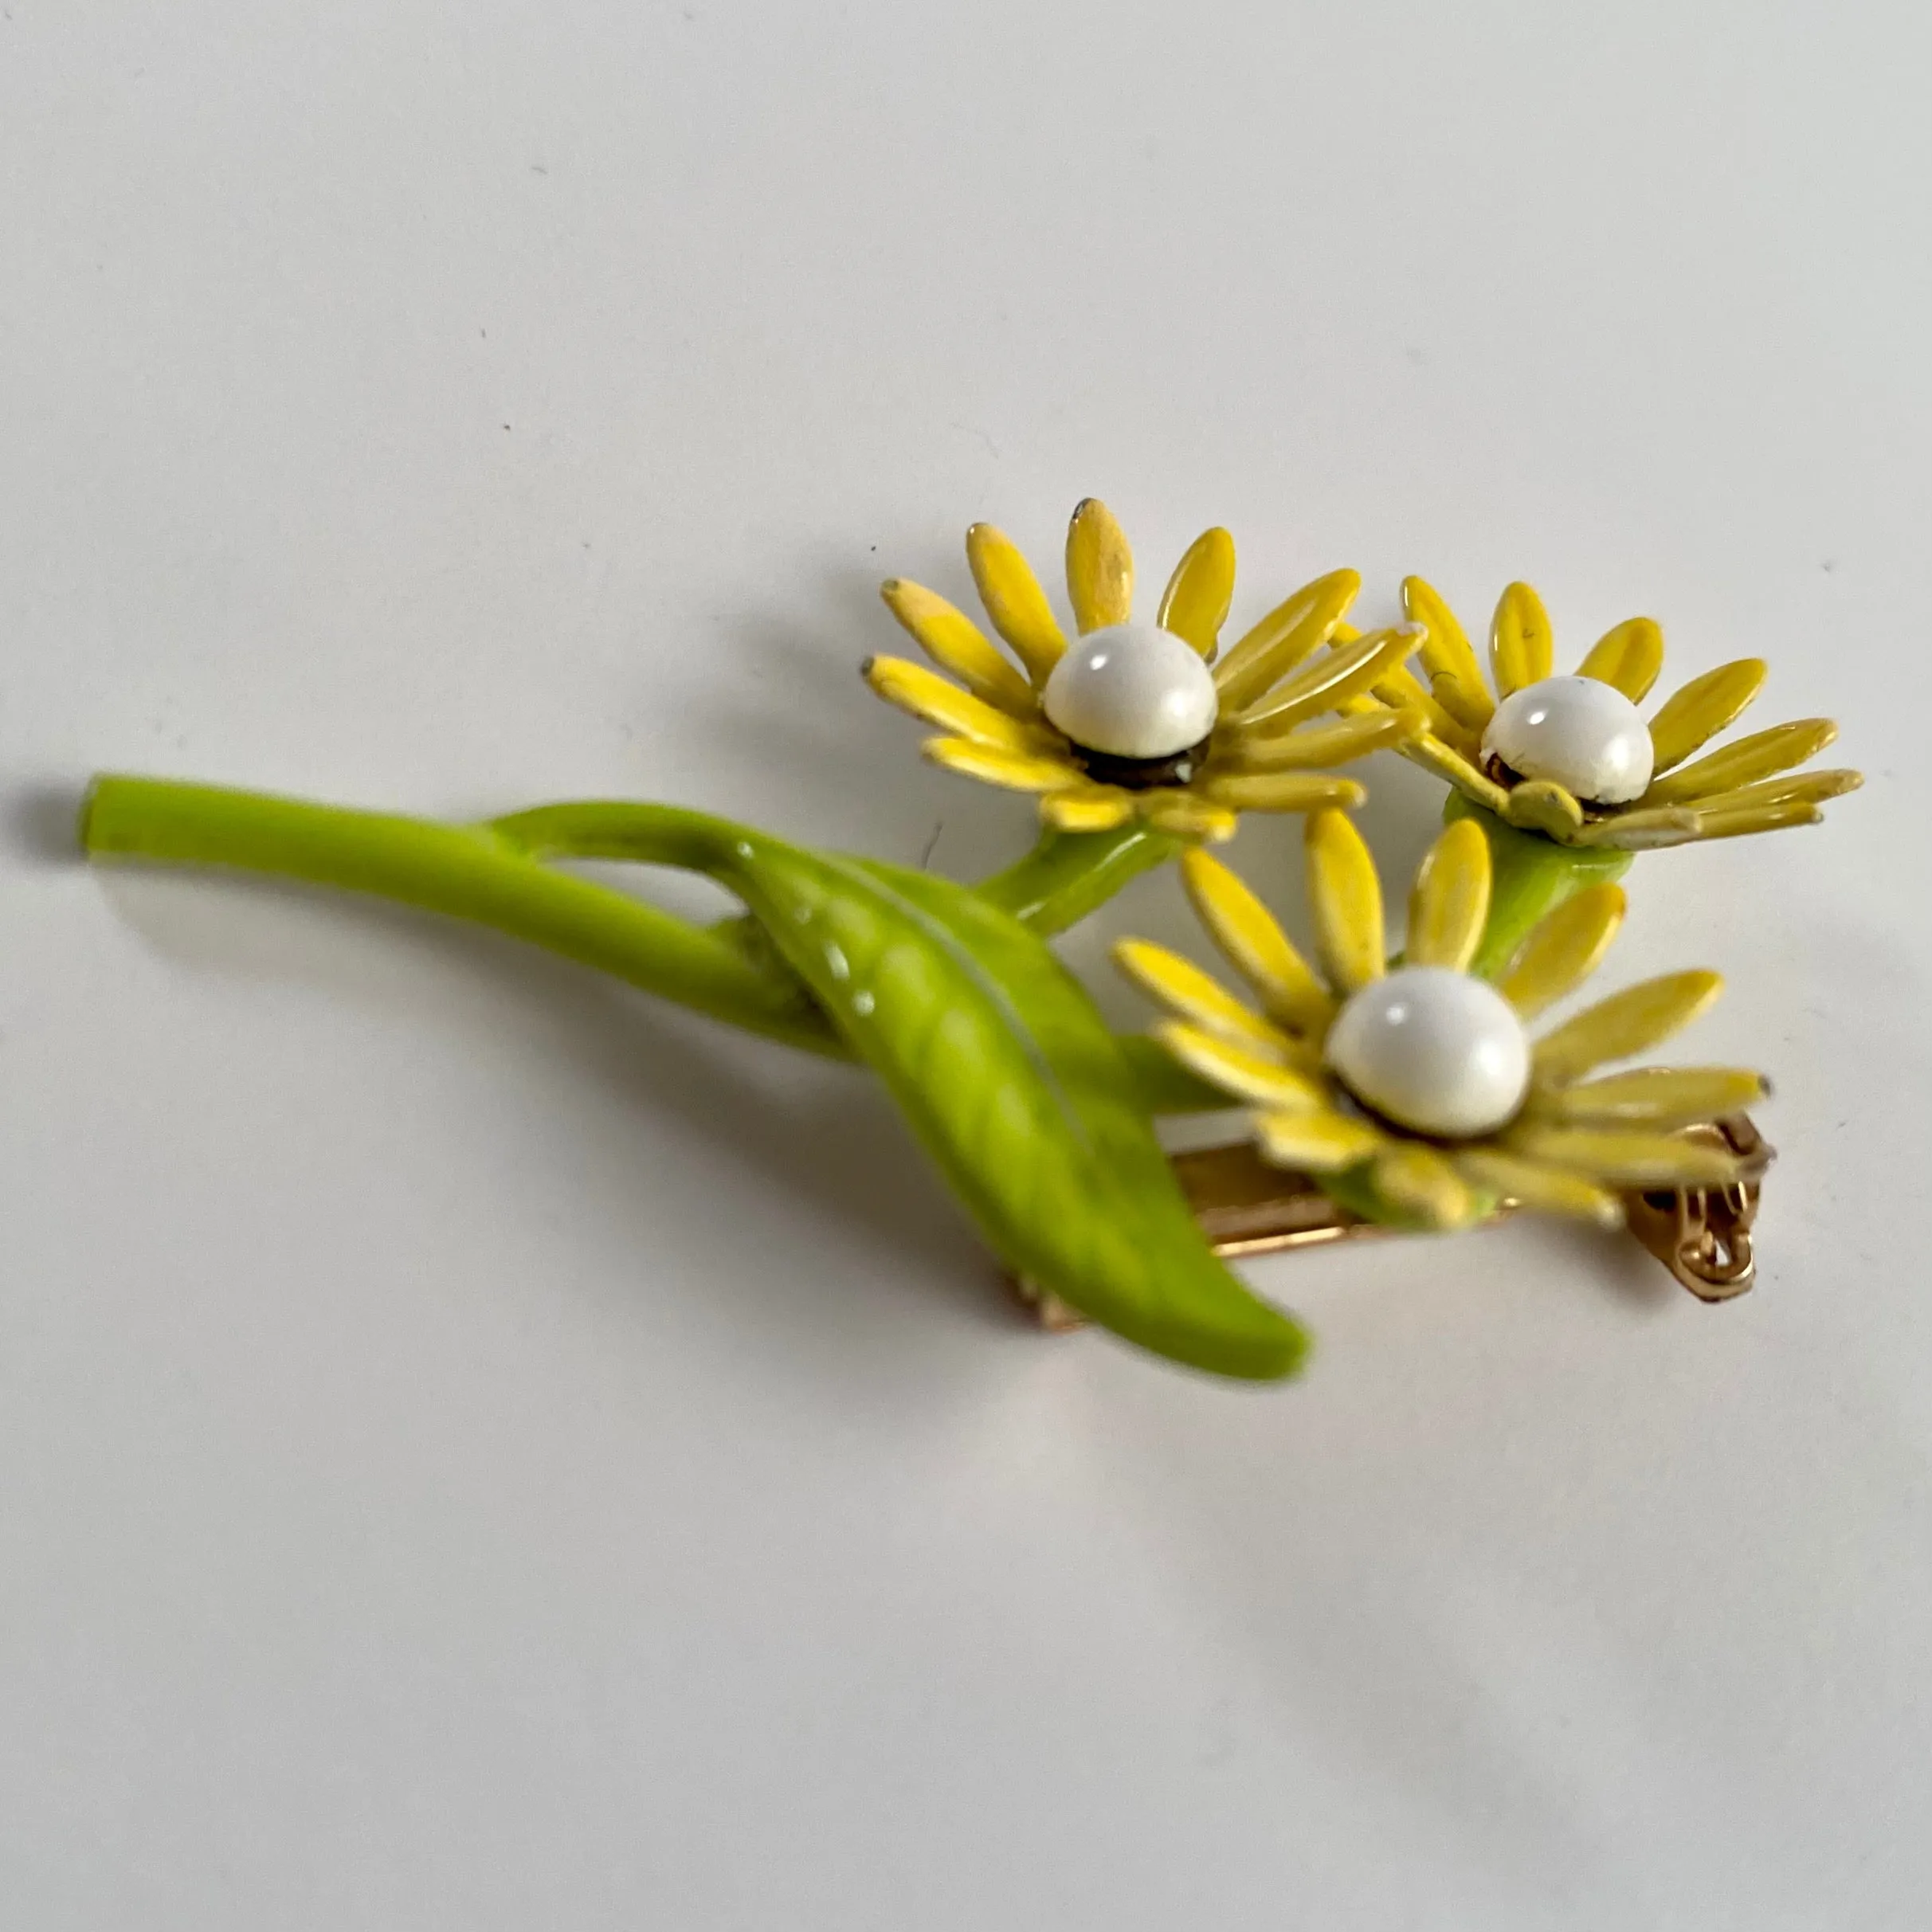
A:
[1620,1115,1773,1301]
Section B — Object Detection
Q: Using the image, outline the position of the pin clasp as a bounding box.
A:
[1621,1115,1773,1301]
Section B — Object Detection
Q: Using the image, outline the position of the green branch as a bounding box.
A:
[80,778,1228,1113]
[82,778,844,1056]
[972,824,1180,934]
[1451,795,1634,979]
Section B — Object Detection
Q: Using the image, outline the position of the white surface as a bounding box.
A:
[2,4,1929,1926]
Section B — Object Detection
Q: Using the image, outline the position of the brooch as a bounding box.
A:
[81,500,1857,1380]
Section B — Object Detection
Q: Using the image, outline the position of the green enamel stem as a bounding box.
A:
[973,824,1180,935]
[528,815,1170,979]
[81,778,845,1057]
[487,799,750,869]
[1448,794,1633,980]
[512,808,1177,941]
[81,781,1230,1115]
[490,802,1229,1111]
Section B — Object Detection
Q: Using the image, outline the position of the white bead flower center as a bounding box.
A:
[1325,966,1530,1139]
[1041,624,1221,762]
[1481,675,1654,805]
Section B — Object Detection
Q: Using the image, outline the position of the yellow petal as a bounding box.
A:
[1497,882,1626,1019]
[923,736,1080,793]
[1426,670,1496,738]
[1391,664,1475,753]
[1667,768,1863,817]
[1640,718,1839,807]
[1154,1021,1330,1111]
[1138,791,1240,842]
[966,522,1067,684]
[1535,1065,1766,1131]
[1502,1124,1743,1189]
[1501,778,1586,841]
[1040,784,1135,833]
[1232,626,1428,734]
[1403,575,1494,725]
[1373,1144,1476,1229]
[1179,848,1336,1036]
[1305,807,1385,994]
[1113,939,1296,1054]
[1198,772,1368,813]
[1532,970,1724,1085]
[1212,567,1362,710]
[878,579,1038,717]
[1405,817,1491,972]
[864,656,1051,752]
[1570,804,1706,849]
[1156,527,1236,658]
[1216,707,1423,772]
[1450,1150,1623,1228]
[1676,799,1824,841]
[1491,582,1554,698]
[1398,732,1513,813]
[1648,659,1767,772]
[1363,662,1479,758]
[1576,616,1664,701]
[1065,497,1133,635]
[1255,1108,1385,1173]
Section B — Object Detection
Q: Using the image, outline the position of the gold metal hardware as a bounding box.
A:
[1008,1116,1771,1330]
[1620,1115,1772,1301]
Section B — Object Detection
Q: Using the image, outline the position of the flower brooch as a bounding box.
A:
[80,497,1857,1381]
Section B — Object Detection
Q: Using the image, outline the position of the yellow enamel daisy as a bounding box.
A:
[866,500,1429,844]
[1338,578,1861,848]
[1116,810,1765,1231]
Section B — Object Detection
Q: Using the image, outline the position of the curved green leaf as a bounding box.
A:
[712,831,1310,1381]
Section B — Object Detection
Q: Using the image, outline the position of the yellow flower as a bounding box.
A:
[1117,811,1765,1230]
[865,500,1428,844]
[1341,578,1861,848]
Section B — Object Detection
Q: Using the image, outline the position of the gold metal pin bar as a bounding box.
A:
[1009,1115,1773,1330]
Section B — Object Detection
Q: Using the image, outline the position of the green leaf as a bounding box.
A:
[716,831,1310,1381]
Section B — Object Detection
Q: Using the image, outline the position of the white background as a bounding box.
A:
[4,4,1930,1926]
